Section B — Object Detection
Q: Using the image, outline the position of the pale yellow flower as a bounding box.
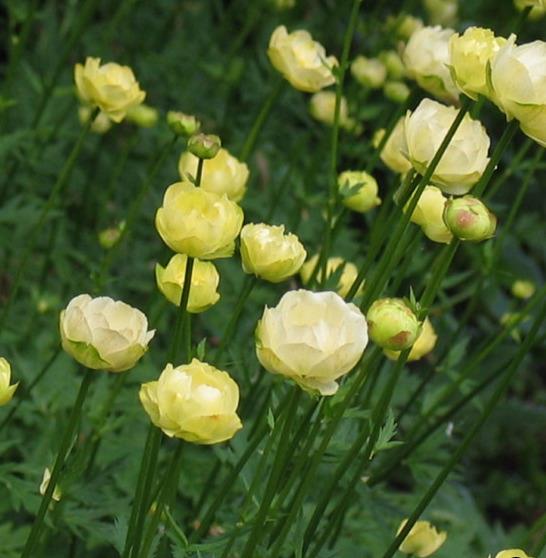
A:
[300,255,362,299]
[494,550,533,558]
[0,357,18,406]
[240,223,306,283]
[59,294,155,372]
[398,519,447,557]
[338,170,381,213]
[373,118,413,175]
[256,290,368,395]
[155,254,220,313]
[39,468,62,502]
[139,360,242,444]
[309,91,358,132]
[267,25,338,92]
[178,148,249,203]
[155,181,243,260]
[351,56,387,89]
[74,57,145,122]
[406,185,452,244]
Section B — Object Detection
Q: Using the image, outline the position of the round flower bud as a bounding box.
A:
[350,56,387,89]
[397,519,447,557]
[155,254,220,313]
[178,148,249,202]
[373,118,413,175]
[139,359,242,445]
[187,133,222,160]
[367,298,420,351]
[406,185,452,244]
[167,111,201,137]
[98,221,125,249]
[74,57,146,123]
[384,318,437,361]
[300,255,363,298]
[0,357,18,406]
[511,280,535,300]
[514,0,545,19]
[59,294,155,372]
[403,26,459,103]
[379,50,407,80]
[309,91,358,132]
[494,550,533,558]
[240,223,306,283]
[273,0,296,10]
[383,81,411,104]
[126,104,158,128]
[402,98,491,195]
[391,14,424,40]
[443,196,497,242]
[449,27,506,100]
[155,181,243,260]
[338,170,381,213]
[423,0,458,26]
[490,37,546,148]
[255,290,368,396]
[40,468,62,502]
[78,106,112,134]
[267,25,338,93]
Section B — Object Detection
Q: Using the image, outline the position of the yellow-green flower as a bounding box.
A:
[155,181,244,260]
[338,170,381,214]
[139,360,242,444]
[74,57,145,122]
[300,255,362,298]
[397,519,447,557]
[240,223,306,283]
[155,254,220,313]
[0,357,18,406]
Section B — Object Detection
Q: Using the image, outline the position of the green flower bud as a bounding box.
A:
[350,56,387,89]
[366,298,420,350]
[511,280,535,300]
[126,104,159,128]
[187,133,222,159]
[443,196,496,242]
[98,221,125,249]
[379,50,406,80]
[383,81,411,104]
[167,111,201,137]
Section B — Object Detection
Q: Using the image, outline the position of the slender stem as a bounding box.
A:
[239,388,302,558]
[0,108,97,336]
[214,275,258,364]
[239,78,284,162]
[316,0,362,284]
[0,347,61,433]
[380,300,546,558]
[21,370,94,558]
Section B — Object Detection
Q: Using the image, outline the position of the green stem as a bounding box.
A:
[0,108,97,336]
[239,388,302,558]
[0,346,61,433]
[380,299,546,558]
[316,0,363,285]
[214,275,258,364]
[239,78,284,162]
[21,370,94,558]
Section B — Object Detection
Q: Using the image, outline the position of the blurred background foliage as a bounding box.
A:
[0,0,544,556]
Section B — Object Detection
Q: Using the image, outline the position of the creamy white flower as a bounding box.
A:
[255,290,368,395]
[406,185,452,244]
[0,357,18,406]
[490,37,546,147]
[60,294,155,372]
[402,98,491,195]
[403,26,459,103]
[373,118,413,175]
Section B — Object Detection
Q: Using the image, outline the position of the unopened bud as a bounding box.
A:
[167,111,201,137]
[98,221,125,249]
[187,133,221,159]
[443,196,496,242]
[126,104,158,128]
[351,56,387,89]
[383,81,411,103]
[367,298,420,351]
[511,280,536,300]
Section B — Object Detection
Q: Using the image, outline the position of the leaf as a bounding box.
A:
[371,409,402,458]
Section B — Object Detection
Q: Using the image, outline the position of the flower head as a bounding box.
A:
[267,26,338,92]
[0,357,18,406]
[140,359,242,444]
[398,519,447,557]
[59,294,155,372]
[74,57,145,122]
